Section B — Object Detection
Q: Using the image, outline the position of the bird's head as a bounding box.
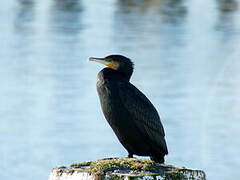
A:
[89,55,134,80]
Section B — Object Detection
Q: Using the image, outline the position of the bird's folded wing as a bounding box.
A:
[118,82,168,154]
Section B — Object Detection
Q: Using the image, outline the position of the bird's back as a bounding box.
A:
[118,81,168,155]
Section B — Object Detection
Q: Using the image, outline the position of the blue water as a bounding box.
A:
[1,0,240,179]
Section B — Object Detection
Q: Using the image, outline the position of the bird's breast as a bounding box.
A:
[97,81,126,121]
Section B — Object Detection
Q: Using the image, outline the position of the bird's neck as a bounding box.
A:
[99,68,131,82]
[119,67,133,81]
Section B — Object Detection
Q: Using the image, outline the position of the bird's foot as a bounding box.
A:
[127,153,133,158]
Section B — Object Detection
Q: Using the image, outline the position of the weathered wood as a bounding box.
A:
[49,158,206,180]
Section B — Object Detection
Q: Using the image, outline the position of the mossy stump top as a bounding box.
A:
[49,158,206,180]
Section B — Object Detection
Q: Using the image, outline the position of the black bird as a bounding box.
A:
[89,55,168,163]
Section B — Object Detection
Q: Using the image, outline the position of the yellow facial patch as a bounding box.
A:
[106,61,119,70]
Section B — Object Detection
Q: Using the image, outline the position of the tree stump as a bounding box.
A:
[49,158,206,180]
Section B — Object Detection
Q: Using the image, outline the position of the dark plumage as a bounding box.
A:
[89,55,168,163]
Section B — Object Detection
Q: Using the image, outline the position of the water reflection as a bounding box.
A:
[116,0,161,13]
[116,0,187,24]
[113,0,187,60]
[217,0,238,12]
[50,0,83,34]
[52,0,82,12]
[215,0,239,46]
[15,0,35,33]
[158,0,187,24]
[217,0,239,25]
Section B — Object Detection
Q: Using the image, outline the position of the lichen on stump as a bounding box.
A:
[49,158,206,180]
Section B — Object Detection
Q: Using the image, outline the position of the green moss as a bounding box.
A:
[70,161,91,168]
[54,168,86,177]
[55,158,205,180]
[163,171,187,180]
[88,158,171,175]
[68,158,183,176]
[109,174,125,180]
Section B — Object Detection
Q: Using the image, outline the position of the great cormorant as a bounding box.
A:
[89,55,168,163]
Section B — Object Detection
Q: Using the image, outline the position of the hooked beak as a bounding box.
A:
[89,57,119,70]
[89,57,109,66]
